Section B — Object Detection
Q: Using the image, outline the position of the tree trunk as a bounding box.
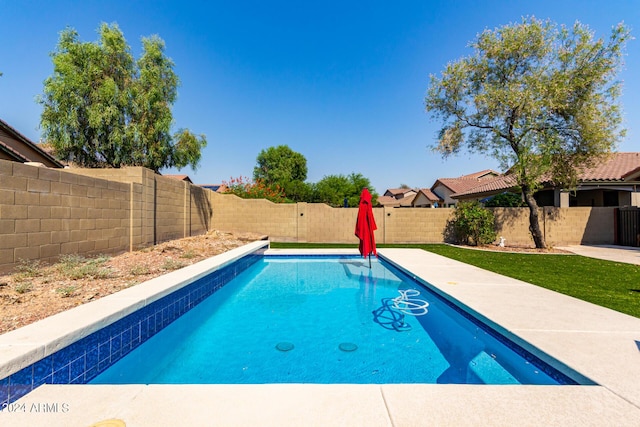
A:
[522,185,547,249]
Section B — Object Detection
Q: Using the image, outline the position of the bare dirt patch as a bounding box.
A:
[0,230,265,334]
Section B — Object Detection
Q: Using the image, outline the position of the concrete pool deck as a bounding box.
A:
[2,246,640,426]
[556,244,640,265]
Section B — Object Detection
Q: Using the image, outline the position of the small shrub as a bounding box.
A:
[450,201,497,246]
[56,285,77,298]
[57,254,112,280]
[130,265,151,276]
[15,259,44,278]
[161,258,186,271]
[180,250,198,259]
[58,254,85,268]
[14,282,33,294]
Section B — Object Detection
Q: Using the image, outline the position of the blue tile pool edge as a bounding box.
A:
[0,241,268,406]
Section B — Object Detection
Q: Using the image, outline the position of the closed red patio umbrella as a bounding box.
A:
[355,188,377,268]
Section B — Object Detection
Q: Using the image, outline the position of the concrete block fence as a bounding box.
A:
[0,161,210,272]
[0,160,616,272]
[211,192,614,247]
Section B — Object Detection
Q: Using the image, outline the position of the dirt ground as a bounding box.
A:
[0,230,265,334]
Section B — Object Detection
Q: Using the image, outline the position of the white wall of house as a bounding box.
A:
[412,192,437,208]
[432,184,457,207]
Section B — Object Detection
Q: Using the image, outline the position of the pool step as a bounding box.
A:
[467,351,519,384]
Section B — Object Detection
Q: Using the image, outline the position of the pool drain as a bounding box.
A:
[276,342,294,352]
[339,342,358,352]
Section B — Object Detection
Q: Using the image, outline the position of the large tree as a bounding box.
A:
[253,145,307,184]
[312,173,377,207]
[425,18,629,248]
[253,145,308,199]
[39,23,206,172]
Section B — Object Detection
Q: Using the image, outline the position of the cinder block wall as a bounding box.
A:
[0,161,212,272]
[208,192,298,240]
[305,204,362,243]
[492,207,536,247]
[191,185,211,236]
[155,175,187,243]
[382,207,453,243]
[208,196,616,247]
[68,167,211,244]
[544,207,614,246]
[68,167,155,249]
[491,207,615,247]
[0,160,129,271]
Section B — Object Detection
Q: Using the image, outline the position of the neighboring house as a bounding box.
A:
[0,118,64,168]
[199,184,228,193]
[452,152,640,207]
[430,170,501,207]
[164,174,194,184]
[449,175,518,203]
[377,188,418,207]
[411,189,443,208]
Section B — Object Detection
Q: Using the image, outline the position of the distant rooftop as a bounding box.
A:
[198,184,228,193]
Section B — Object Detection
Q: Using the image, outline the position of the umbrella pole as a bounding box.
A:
[368,253,371,269]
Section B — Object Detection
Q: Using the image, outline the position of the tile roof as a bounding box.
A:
[199,184,228,193]
[384,188,417,198]
[377,194,416,207]
[457,169,500,180]
[576,152,640,181]
[164,174,193,183]
[415,188,443,202]
[452,175,518,198]
[452,152,640,199]
[433,177,487,194]
[432,170,501,194]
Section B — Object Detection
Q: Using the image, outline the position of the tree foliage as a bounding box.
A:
[252,145,310,202]
[39,23,206,172]
[484,192,525,207]
[222,176,287,203]
[312,173,377,207]
[226,146,377,204]
[425,17,630,248]
[253,145,307,185]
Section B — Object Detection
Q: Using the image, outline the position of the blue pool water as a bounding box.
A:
[90,256,572,385]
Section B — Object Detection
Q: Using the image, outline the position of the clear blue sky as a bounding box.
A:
[2,0,639,194]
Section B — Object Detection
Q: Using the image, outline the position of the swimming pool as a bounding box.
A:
[90,255,574,385]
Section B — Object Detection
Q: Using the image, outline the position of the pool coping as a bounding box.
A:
[2,245,640,426]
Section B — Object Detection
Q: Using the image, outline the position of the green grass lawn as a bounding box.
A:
[270,242,640,319]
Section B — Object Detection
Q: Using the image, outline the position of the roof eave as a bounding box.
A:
[0,118,65,168]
